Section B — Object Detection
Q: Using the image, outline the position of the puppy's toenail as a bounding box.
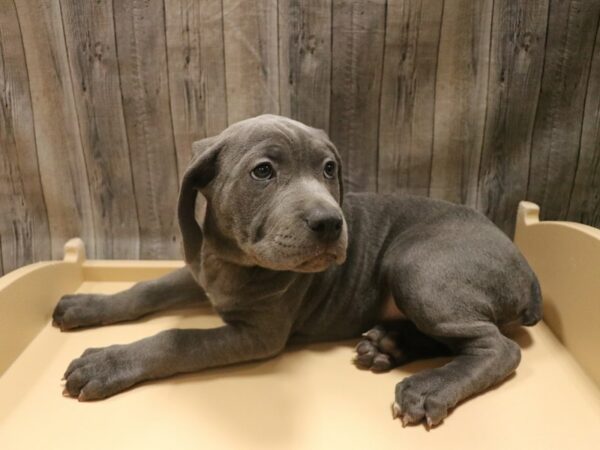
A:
[391,402,401,419]
[401,415,411,427]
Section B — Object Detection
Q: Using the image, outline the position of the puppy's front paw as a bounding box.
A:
[52,294,111,330]
[393,375,452,428]
[62,345,143,401]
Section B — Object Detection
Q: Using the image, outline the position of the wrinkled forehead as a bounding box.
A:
[222,116,334,159]
[228,116,319,144]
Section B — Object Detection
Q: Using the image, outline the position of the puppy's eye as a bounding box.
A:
[324,161,336,179]
[251,163,275,180]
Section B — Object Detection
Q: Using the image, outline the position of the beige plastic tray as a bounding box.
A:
[1,202,599,449]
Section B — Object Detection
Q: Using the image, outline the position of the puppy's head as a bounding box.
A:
[178,115,347,273]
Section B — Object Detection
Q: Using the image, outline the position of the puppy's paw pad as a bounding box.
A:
[353,325,405,372]
[353,340,378,368]
[372,353,393,372]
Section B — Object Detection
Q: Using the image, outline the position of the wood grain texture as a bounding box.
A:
[113,0,180,259]
[14,0,95,258]
[377,0,443,195]
[329,0,386,192]
[60,0,140,258]
[568,18,600,225]
[528,0,600,220]
[165,0,228,179]
[0,0,51,274]
[1,0,600,273]
[278,0,332,132]
[223,0,279,124]
[429,0,493,207]
[477,0,549,235]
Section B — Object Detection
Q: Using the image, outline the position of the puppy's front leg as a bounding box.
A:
[62,322,289,400]
[53,268,207,330]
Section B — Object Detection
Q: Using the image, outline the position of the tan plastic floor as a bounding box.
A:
[1,277,600,449]
[2,200,600,449]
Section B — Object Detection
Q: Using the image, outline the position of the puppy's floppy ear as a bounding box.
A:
[178,136,221,264]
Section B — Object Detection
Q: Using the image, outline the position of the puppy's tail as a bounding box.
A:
[521,278,543,326]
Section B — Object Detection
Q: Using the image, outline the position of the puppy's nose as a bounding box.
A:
[304,208,343,242]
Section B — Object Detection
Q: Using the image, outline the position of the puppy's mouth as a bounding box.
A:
[293,247,346,272]
[251,243,346,273]
[249,229,348,272]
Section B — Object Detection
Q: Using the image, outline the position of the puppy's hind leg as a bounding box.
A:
[383,249,523,427]
[53,267,207,330]
[393,322,521,427]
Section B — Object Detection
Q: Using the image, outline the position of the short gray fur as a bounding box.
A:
[53,115,542,428]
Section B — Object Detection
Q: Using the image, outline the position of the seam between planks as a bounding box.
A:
[132,0,161,255]
[375,0,388,193]
[526,0,552,200]
[476,0,495,211]
[161,0,180,180]
[219,0,229,128]
[111,0,141,258]
[428,0,445,198]
[56,0,96,256]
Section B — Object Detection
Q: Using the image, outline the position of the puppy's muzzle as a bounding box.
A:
[304,207,343,243]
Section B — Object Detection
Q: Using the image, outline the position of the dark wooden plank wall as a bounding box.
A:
[429,0,492,208]
[13,0,96,260]
[377,0,443,197]
[478,0,549,235]
[1,0,599,275]
[0,0,51,272]
[61,0,140,259]
[528,0,600,222]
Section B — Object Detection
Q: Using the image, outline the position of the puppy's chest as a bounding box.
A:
[199,274,247,314]
[198,263,246,310]
[199,259,297,319]
[202,288,232,309]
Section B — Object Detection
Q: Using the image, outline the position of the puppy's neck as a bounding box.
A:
[197,209,303,308]
[202,208,254,267]
[199,239,302,317]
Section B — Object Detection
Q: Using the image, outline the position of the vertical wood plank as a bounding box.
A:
[329,0,386,192]
[528,0,600,220]
[14,0,95,258]
[429,0,493,206]
[165,0,228,180]
[377,0,443,195]
[113,0,180,259]
[222,0,279,124]
[60,0,140,258]
[477,0,549,236]
[278,0,332,132]
[0,0,51,274]
[568,19,600,226]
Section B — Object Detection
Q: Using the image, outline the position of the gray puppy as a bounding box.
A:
[53,115,541,427]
